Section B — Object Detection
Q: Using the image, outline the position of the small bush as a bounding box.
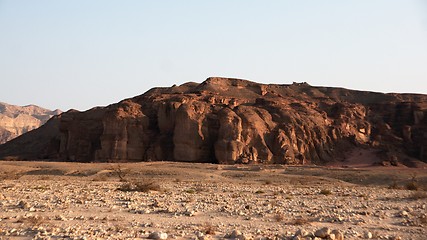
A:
[16,215,46,226]
[358,193,368,199]
[202,222,217,235]
[406,173,420,191]
[272,191,281,196]
[183,196,195,203]
[255,190,265,194]
[117,181,161,192]
[320,189,332,195]
[388,179,401,189]
[184,189,196,194]
[264,180,273,185]
[33,185,49,191]
[0,172,23,181]
[274,213,285,222]
[110,164,130,182]
[408,191,427,200]
[92,175,108,182]
[230,193,240,198]
[291,217,310,225]
[38,175,51,181]
[406,182,419,191]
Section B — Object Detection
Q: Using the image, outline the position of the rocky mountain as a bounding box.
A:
[0,77,426,165]
[0,102,61,144]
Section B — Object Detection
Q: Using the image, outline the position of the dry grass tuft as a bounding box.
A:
[117,181,161,192]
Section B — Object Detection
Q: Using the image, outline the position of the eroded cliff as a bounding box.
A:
[1,78,426,164]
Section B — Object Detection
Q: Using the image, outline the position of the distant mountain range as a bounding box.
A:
[0,102,61,144]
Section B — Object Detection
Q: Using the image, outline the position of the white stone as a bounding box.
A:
[364,231,373,239]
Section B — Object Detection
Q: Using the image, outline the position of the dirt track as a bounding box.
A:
[0,161,426,239]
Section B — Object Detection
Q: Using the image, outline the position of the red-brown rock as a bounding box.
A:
[1,77,426,164]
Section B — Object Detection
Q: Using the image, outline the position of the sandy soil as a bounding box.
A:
[0,161,426,240]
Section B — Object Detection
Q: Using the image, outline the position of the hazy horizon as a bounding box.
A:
[1,0,426,111]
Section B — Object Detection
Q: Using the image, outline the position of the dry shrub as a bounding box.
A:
[183,196,195,203]
[184,189,196,194]
[358,193,369,200]
[272,191,281,196]
[291,217,310,225]
[110,164,130,182]
[320,189,332,195]
[16,215,46,226]
[408,191,427,200]
[406,174,420,191]
[406,181,419,191]
[0,172,22,181]
[388,178,401,189]
[202,222,217,235]
[274,213,285,222]
[195,186,208,193]
[230,193,241,198]
[117,181,161,192]
[37,175,51,181]
[92,175,108,182]
[33,185,49,191]
[264,180,273,185]
[107,224,129,232]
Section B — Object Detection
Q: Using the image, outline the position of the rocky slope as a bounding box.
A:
[0,102,61,144]
[0,77,426,164]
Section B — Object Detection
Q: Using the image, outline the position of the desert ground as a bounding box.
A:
[0,159,426,240]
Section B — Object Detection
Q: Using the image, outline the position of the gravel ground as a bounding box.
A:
[0,161,426,240]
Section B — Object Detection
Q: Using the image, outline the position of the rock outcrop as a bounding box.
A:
[0,77,426,164]
[0,102,61,144]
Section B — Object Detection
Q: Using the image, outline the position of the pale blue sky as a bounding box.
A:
[1,0,426,111]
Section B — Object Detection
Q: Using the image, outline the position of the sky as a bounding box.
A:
[1,0,426,111]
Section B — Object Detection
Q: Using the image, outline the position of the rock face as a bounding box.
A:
[1,77,426,164]
[0,102,61,144]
